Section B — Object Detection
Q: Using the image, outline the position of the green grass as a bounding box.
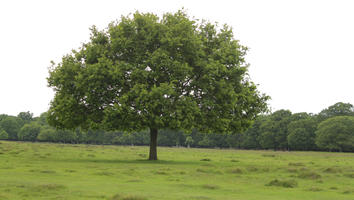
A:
[0,141,353,200]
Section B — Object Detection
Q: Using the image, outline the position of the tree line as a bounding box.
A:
[0,102,353,152]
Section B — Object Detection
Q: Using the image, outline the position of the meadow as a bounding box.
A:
[0,141,353,200]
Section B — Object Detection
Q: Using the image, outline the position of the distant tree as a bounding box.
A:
[289,112,311,121]
[17,111,33,123]
[47,10,268,160]
[53,129,77,143]
[198,135,214,148]
[114,132,136,146]
[317,102,354,121]
[0,114,8,121]
[75,128,88,143]
[0,129,8,140]
[207,133,231,148]
[185,136,194,148]
[241,116,266,149]
[259,110,292,150]
[287,118,317,150]
[85,129,105,144]
[259,130,277,150]
[0,116,22,140]
[36,112,49,126]
[18,122,41,141]
[37,126,56,142]
[315,116,354,152]
[157,129,181,146]
[224,133,242,148]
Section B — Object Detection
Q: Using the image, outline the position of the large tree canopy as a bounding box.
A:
[317,102,354,121]
[47,10,268,160]
[315,116,354,152]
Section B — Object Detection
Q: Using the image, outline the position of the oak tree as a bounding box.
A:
[47,10,268,160]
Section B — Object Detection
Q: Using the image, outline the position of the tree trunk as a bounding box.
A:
[149,128,158,160]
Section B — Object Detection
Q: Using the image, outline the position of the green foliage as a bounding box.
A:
[37,126,56,142]
[185,135,194,148]
[317,102,354,121]
[315,116,354,152]
[158,129,185,146]
[241,116,265,149]
[289,112,312,121]
[198,135,214,147]
[46,10,268,142]
[54,129,78,143]
[1,102,354,152]
[0,116,22,140]
[0,129,8,139]
[18,122,41,141]
[259,110,292,150]
[36,112,49,126]
[17,111,34,122]
[113,132,136,145]
[0,114,8,121]
[287,118,317,150]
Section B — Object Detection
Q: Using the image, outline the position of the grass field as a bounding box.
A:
[0,141,353,200]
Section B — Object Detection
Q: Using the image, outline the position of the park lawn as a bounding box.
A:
[0,141,353,200]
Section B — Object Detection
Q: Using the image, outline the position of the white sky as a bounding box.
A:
[0,0,353,117]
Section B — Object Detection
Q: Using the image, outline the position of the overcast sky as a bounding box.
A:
[0,0,353,117]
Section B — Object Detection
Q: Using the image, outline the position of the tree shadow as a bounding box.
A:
[54,157,202,166]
